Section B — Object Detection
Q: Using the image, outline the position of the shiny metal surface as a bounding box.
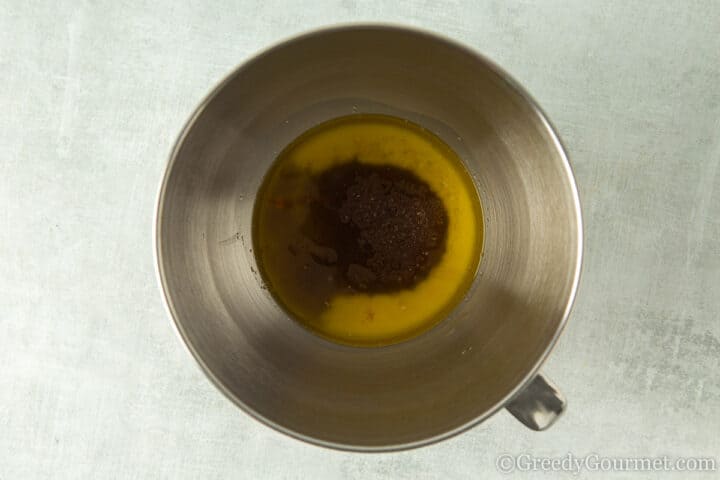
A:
[155,25,582,450]
[506,373,566,431]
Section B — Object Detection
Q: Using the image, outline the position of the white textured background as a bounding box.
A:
[1,1,719,478]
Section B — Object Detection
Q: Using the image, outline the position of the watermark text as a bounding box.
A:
[496,453,716,475]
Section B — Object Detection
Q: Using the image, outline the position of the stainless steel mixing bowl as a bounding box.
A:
[155,25,582,451]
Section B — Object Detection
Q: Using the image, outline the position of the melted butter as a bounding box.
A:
[253,114,483,346]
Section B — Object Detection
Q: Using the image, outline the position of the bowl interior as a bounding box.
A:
[156,26,581,449]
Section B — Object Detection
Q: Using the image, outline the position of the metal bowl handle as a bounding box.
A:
[506,373,566,431]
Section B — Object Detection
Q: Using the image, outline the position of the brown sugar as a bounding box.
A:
[304,161,448,292]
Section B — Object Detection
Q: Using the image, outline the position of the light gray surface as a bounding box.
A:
[1,0,718,478]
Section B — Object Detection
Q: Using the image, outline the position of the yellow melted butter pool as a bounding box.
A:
[254,114,483,346]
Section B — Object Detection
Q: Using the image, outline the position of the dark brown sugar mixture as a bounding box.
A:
[303,161,448,292]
